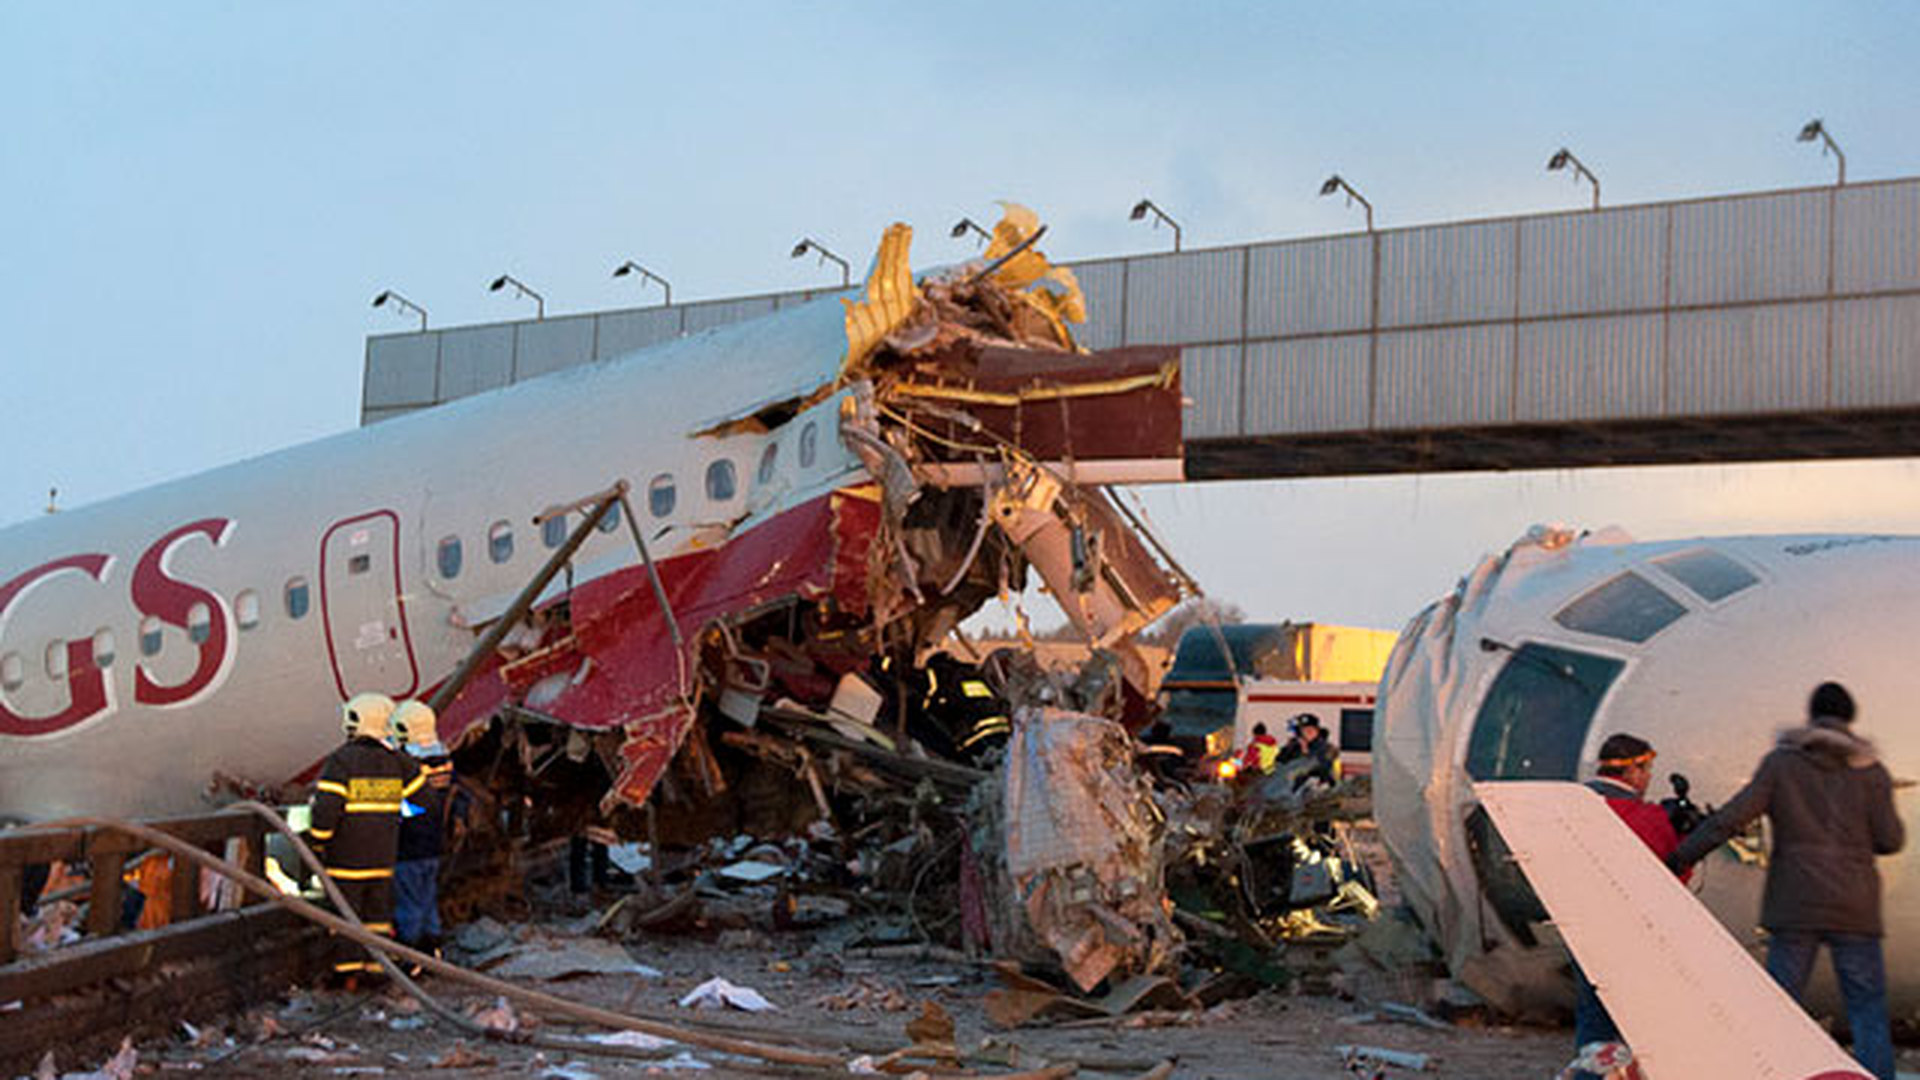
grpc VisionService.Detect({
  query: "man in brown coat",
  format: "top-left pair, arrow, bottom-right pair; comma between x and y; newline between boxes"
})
1669,681 -> 1904,1080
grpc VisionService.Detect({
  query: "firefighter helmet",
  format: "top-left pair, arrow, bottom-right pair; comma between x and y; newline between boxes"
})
392,700 -> 439,748
341,693 -> 397,741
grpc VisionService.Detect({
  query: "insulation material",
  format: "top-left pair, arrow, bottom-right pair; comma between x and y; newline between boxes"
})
1002,706 -> 1177,991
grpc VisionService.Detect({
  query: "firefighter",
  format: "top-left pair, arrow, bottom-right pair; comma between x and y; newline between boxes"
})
391,700 -> 452,952
308,692 -> 420,981
1239,722 -> 1281,776
1278,713 -> 1339,791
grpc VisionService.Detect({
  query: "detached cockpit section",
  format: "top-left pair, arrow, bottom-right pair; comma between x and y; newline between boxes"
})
1376,524 -> 1920,1017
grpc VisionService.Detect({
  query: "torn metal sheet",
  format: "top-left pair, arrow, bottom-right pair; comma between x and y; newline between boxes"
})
1002,707 -> 1178,992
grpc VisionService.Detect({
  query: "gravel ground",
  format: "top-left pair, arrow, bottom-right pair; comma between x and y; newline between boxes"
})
36,922 -> 1587,1080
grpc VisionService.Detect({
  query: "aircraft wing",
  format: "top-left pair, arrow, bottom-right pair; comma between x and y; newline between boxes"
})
1473,781 -> 1872,1080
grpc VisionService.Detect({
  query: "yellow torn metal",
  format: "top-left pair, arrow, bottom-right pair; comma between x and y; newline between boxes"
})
886,363 -> 1179,409
984,202 -> 1087,350
841,222 -> 923,375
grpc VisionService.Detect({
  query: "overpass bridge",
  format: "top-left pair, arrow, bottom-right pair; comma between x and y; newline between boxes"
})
363,177 -> 1920,479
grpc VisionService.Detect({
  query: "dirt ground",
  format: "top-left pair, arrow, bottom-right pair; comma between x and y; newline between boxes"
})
28,919 -> 1588,1080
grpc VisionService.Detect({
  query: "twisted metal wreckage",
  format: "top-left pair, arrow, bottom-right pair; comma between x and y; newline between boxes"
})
429,207 -> 1195,986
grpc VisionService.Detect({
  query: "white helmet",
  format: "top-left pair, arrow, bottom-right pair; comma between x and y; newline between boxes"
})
342,693 -> 397,741
392,700 -> 440,748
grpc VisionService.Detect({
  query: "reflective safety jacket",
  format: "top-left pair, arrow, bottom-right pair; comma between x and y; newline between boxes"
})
309,736 -> 424,880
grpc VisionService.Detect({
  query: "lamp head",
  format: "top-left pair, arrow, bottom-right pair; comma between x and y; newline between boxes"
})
1547,148 -> 1572,171
1129,199 -> 1151,221
371,291 -> 391,308
1798,119 -> 1825,143
950,219 -> 970,239
488,276 -> 508,292
612,263 -> 631,278
1319,175 -> 1343,197
790,240 -> 811,259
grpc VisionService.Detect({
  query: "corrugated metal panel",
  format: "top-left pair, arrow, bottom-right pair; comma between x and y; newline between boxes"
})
1834,295 -> 1920,407
1515,314 -> 1664,422
1246,235 -> 1372,337
594,306 -> 684,360
514,316 -> 596,380
1668,303 -> 1825,415
1835,180 -> 1920,294
362,334 -> 438,409
436,325 -> 516,403
1518,207 -> 1665,318
1670,189 -> 1828,307
1242,336 -> 1369,435
1123,248 -> 1245,346
682,296 -> 777,335
773,289 -> 817,310
1067,258 -> 1127,350
1375,324 -> 1511,428
1180,344 -> 1244,438
1378,219 -> 1516,328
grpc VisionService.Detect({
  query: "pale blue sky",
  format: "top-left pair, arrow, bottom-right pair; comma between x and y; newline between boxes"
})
4,3 -> 1919,628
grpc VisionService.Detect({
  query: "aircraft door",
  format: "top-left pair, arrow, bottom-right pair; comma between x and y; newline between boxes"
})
319,511 -> 420,701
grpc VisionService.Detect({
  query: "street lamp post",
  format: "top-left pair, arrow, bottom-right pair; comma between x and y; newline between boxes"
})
1797,119 -> 1847,186
370,289 -> 428,331
612,260 -> 673,306
950,217 -> 992,247
790,238 -> 850,287
1317,175 -> 1375,232
1129,198 -> 1182,251
1546,147 -> 1602,210
487,274 -> 545,319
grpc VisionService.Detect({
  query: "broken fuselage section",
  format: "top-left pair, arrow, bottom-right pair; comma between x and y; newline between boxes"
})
436,207 -> 1186,845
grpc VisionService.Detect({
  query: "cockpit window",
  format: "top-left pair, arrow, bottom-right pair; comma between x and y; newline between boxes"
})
1465,642 -> 1624,781
1551,571 -> 1686,644
1651,548 -> 1759,603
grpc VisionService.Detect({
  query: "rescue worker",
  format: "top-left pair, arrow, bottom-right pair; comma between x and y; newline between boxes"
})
308,692 -> 421,982
1239,722 -> 1281,776
1277,713 -> 1339,791
1668,682 -> 1904,1080
1570,733 -> 1689,1079
391,700 -> 452,953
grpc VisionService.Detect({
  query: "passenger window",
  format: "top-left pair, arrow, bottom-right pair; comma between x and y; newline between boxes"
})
348,553 -> 372,575
1652,548 -> 1759,603
1339,708 -> 1373,754
597,501 -> 622,533
46,641 -> 67,680
543,513 -> 568,549
706,459 -> 738,502
799,422 -> 818,469
757,442 -> 779,486
1552,571 -> 1686,644
92,629 -> 115,669
187,603 -> 212,645
236,590 -> 261,630
285,578 -> 310,620
489,521 -> 514,564
649,474 -> 677,518
0,652 -> 20,692
437,536 -> 463,579
1465,642 -> 1624,781
140,615 -> 163,656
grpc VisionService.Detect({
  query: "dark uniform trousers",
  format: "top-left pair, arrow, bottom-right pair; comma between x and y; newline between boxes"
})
309,737 -> 425,974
